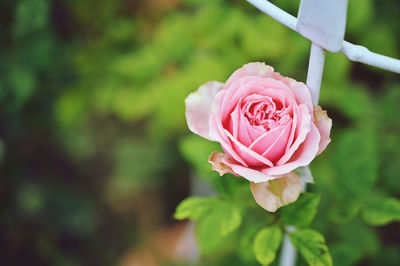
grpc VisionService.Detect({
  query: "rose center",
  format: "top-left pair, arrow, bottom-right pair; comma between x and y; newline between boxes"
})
243,100 -> 288,131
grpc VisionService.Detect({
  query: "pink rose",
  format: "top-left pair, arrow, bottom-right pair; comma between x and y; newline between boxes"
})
185,62 -> 332,212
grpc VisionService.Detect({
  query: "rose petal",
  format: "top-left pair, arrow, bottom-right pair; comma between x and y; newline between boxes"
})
225,130 -> 274,167
261,122 -> 292,162
277,104 -> 312,165
249,122 -> 291,163
262,124 -> 320,176
209,112 -> 249,167
313,105 -> 332,155
207,151 -> 275,182
282,104 -> 298,160
222,78 -> 296,119
220,76 -> 260,119
223,160 -> 274,183
209,90 -> 252,167
224,62 -> 276,89
229,102 -> 261,145
250,172 -> 302,212
281,77 -> 313,113
208,151 -> 237,176
185,81 -> 224,140
245,78 -> 297,101
249,126 -> 283,154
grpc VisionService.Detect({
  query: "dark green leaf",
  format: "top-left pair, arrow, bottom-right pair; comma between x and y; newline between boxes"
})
328,201 -> 360,223
237,222 -> 262,263
371,246 -> 400,266
253,226 -> 282,265
337,222 -> 380,254
280,193 -> 320,227
362,197 -> 400,226
217,202 -> 242,236
195,200 -> 242,253
289,229 -> 332,266
330,243 -> 363,266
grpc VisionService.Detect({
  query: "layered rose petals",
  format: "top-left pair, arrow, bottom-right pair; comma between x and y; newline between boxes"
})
185,62 -> 332,211
185,81 -> 224,140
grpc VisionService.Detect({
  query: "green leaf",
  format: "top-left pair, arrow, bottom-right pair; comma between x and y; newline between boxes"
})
253,226 -> 282,265
195,200 -> 242,253
289,229 -> 332,266
237,222 -> 262,263
280,193 -> 320,227
174,196 -> 217,220
371,245 -> 400,266
217,202 -> 242,236
328,200 -> 360,223
330,243 -> 363,266
337,222 -> 379,254
196,209 -> 231,254
175,197 -> 242,237
378,85 -> 400,126
379,110 -> 400,194
362,197 -> 400,226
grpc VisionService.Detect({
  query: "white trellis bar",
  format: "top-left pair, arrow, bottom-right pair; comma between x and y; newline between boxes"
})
247,0 -> 400,74
307,43 -> 325,105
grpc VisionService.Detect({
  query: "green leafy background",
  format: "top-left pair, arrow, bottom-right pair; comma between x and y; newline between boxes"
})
0,0 -> 399,265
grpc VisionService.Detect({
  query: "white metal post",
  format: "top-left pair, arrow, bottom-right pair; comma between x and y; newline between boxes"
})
246,0 -> 400,73
307,43 -> 326,105
280,226 -> 297,266
280,42 -> 326,266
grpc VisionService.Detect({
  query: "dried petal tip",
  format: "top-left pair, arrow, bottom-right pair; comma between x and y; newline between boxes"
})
313,105 -> 332,155
208,151 -> 236,176
250,172 -> 302,212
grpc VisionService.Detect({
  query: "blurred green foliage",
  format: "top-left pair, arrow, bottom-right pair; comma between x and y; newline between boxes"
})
0,0 -> 399,265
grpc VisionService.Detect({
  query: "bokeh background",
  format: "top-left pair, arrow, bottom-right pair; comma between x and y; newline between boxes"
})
0,0 -> 399,265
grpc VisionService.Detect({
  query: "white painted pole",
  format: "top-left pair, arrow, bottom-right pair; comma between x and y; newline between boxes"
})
341,41 -> 400,73
246,0 -> 400,74
280,43 -> 326,266
307,43 -> 326,105
246,0 -> 296,31
280,226 -> 297,266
